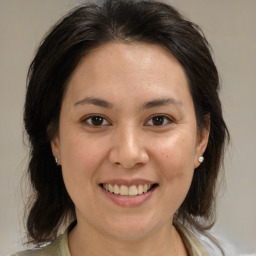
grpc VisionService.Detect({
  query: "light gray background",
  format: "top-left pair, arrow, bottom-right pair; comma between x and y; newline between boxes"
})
1,0 -> 255,255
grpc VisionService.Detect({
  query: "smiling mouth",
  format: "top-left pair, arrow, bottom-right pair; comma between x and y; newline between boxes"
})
100,183 -> 158,197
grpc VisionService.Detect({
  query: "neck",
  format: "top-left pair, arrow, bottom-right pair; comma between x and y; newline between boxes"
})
68,220 -> 187,256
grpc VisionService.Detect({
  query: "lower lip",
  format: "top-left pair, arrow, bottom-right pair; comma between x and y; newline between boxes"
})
100,186 -> 157,207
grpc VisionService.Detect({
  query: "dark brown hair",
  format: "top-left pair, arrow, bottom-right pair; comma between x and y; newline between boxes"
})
24,0 -> 229,253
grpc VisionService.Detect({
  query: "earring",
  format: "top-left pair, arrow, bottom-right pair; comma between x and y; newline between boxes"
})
55,157 -> 58,165
198,156 -> 204,163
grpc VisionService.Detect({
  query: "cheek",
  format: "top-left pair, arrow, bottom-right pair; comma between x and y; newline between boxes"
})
61,131 -> 106,170
59,132 -> 110,209
152,133 -> 196,206
154,132 -> 197,173
59,131 -> 109,196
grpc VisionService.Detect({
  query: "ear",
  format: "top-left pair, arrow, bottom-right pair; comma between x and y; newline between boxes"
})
51,136 -> 61,165
194,116 -> 210,168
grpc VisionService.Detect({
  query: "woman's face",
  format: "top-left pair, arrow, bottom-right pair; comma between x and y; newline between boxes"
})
52,42 -> 209,240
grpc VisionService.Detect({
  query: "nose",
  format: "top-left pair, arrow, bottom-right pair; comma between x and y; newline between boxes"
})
108,125 -> 149,169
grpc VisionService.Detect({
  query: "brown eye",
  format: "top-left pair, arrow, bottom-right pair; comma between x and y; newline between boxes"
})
145,115 -> 172,126
84,115 -> 110,127
152,116 -> 165,126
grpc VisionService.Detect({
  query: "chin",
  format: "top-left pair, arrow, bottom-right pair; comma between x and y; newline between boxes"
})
99,215 -> 164,241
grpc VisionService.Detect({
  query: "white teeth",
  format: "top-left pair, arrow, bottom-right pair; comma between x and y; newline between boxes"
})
114,184 -> 119,194
120,185 -> 129,196
109,184 -> 114,193
137,184 -> 144,195
129,185 -> 137,196
102,183 -> 154,196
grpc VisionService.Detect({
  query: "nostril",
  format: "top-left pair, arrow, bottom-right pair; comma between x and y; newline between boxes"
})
114,161 -> 137,169
108,144 -> 149,169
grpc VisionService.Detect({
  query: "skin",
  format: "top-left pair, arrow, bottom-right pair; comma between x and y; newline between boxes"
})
51,42 -> 209,256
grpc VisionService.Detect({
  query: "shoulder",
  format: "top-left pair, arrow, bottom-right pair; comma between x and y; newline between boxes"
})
11,231 -> 70,256
177,223 -> 211,256
177,223 -> 238,256
199,233 -> 239,256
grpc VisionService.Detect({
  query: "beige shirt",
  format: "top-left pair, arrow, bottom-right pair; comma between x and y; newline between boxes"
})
12,225 -> 210,256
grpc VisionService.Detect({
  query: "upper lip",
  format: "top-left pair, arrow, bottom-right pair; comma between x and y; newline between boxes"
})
100,179 -> 157,186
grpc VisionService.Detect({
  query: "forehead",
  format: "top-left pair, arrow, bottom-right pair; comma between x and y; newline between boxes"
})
64,42 -> 192,108
72,42 -> 185,79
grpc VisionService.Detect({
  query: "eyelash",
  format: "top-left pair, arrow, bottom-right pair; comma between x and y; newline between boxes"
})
82,114 -> 173,127
145,114 -> 173,126
82,115 -> 111,127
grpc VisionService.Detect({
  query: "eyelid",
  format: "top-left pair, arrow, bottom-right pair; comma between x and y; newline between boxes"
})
144,114 -> 174,126
81,114 -> 111,127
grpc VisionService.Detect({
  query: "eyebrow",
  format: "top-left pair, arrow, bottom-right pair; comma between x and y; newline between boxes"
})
74,97 -> 113,108
74,97 -> 182,109
142,98 -> 182,109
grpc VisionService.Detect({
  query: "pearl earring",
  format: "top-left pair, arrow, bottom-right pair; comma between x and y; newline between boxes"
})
55,157 -> 58,165
198,156 -> 204,163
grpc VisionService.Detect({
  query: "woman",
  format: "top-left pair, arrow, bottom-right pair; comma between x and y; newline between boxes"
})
13,0 -> 229,255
